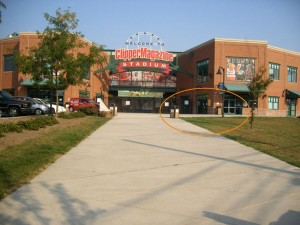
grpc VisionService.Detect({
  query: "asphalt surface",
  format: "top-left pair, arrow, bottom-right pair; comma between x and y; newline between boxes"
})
0,113 -> 300,225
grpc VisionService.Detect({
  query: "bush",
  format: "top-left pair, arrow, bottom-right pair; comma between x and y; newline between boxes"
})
0,122 -> 23,133
58,111 -> 86,119
0,116 -> 59,136
77,106 -> 99,115
17,116 -> 58,131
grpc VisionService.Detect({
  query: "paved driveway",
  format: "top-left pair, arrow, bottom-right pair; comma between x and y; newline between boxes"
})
0,113 -> 300,225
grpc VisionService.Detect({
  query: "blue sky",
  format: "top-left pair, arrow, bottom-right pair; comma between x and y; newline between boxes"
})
1,0 -> 299,52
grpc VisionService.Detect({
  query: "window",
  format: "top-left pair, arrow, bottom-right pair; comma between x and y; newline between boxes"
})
196,59 -> 209,83
268,97 -> 279,110
4,54 -> 16,71
82,63 -> 90,80
288,66 -> 297,82
269,63 -> 280,80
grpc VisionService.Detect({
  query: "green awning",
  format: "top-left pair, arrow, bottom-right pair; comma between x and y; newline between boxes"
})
287,90 -> 300,98
21,78 -> 49,86
225,84 -> 250,93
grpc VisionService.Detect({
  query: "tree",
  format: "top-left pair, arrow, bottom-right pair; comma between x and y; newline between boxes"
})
247,67 -> 273,129
0,1 -> 6,23
14,8 -> 106,115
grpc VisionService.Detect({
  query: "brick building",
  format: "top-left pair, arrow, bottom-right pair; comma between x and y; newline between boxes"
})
176,38 -> 300,117
0,32 -> 109,106
1,33 -> 299,116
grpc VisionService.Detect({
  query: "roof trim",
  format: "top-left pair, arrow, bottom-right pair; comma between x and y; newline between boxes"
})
185,38 -> 268,53
0,36 -> 20,41
268,45 -> 300,56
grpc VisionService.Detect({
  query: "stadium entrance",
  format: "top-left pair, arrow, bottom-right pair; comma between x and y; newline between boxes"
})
96,32 -> 188,113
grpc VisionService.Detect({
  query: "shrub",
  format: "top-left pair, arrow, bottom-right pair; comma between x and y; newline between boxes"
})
58,111 -> 86,119
0,122 -> 23,133
17,116 -> 58,131
0,116 -> 59,136
77,106 -> 99,115
17,120 -> 40,131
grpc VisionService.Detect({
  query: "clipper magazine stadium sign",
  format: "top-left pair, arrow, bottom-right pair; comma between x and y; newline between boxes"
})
115,32 -> 174,74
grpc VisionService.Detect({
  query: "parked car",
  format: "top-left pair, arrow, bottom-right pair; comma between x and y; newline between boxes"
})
50,103 -> 66,113
14,96 -> 49,115
34,98 -> 66,114
68,98 -> 99,112
0,90 -> 33,117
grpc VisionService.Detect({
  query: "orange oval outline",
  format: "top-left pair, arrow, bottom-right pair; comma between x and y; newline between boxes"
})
159,88 -> 251,136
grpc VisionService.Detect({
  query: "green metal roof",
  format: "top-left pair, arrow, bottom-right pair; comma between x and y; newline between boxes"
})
225,84 -> 250,93
21,78 -> 61,87
287,89 -> 300,98
21,78 -> 49,86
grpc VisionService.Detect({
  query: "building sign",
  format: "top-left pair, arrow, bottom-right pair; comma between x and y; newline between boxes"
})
227,57 -> 255,81
109,32 -> 176,89
124,32 -> 165,49
115,48 -> 173,62
118,90 -> 164,98
117,61 -> 170,74
114,32 -> 174,74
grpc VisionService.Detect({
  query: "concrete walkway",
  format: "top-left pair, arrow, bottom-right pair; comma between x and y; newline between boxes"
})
0,113 -> 300,225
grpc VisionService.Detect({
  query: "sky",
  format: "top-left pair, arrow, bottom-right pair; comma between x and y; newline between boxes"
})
0,0 -> 300,52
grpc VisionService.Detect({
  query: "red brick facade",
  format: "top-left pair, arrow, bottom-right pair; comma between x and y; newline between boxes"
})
177,38 -> 300,117
0,32 -> 109,105
1,34 -> 299,116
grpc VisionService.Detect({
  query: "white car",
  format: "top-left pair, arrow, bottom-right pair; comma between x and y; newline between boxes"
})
49,103 -> 66,113
34,98 -> 66,114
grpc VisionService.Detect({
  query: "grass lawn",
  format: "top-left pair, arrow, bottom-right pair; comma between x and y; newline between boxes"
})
182,117 -> 300,168
0,116 -> 110,200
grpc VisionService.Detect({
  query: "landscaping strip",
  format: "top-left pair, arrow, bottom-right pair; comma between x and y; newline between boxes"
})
182,117 -> 300,168
0,116 -> 110,199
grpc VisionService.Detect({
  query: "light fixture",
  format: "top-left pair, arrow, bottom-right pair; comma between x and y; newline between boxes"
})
216,66 -> 225,118
216,67 -> 224,75
282,89 -> 287,97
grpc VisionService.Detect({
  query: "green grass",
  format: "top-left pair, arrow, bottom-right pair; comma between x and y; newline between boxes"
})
182,117 -> 300,168
0,116 -> 110,200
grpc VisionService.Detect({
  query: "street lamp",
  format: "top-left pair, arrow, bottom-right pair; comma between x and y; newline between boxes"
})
216,66 -> 225,118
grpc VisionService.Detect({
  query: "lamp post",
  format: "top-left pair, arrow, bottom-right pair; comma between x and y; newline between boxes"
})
216,66 -> 225,118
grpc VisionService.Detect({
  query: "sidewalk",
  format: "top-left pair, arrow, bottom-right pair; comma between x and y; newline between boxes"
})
0,113 -> 299,225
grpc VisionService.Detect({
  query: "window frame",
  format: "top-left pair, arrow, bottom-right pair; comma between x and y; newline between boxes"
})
3,54 -> 16,72
287,66 -> 297,83
196,59 -> 209,83
268,96 -> 279,110
82,63 -> 91,80
269,62 -> 280,80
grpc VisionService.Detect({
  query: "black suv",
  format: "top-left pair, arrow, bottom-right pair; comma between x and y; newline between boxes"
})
0,90 -> 33,117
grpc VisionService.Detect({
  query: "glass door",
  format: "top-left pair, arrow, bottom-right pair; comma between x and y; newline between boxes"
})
224,99 -> 235,114
197,94 -> 208,114
287,99 -> 296,117
224,95 -> 244,115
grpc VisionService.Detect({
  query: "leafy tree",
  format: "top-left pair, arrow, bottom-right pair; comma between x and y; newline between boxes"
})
14,8 -> 106,115
247,67 -> 273,129
0,1 -> 6,23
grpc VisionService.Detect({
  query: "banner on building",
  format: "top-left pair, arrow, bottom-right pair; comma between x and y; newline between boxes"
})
118,90 -> 163,98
